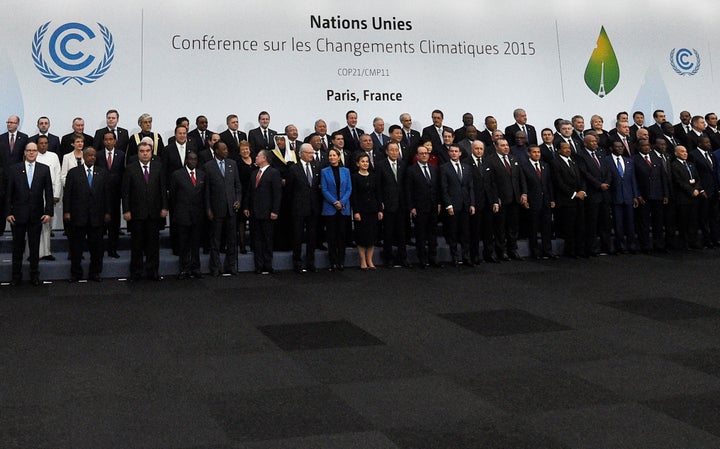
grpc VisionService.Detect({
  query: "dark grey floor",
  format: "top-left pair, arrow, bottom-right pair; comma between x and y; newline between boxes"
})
3,249 -> 720,448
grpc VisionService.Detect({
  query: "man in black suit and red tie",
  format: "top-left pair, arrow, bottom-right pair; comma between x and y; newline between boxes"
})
521,145 -> 556,259
504,108 -> 538,147
1,115 -> 30,235
122,141 -> 168,281
170,152 -> 206,279
92,109 -> 129,154
163,124 -> 198,255
634,139 -> 669,252
5,142 -> 53,285
95,131 -> 125,258
63,147 -> 110,283
245,150 -> 282,274
486,138 -> 528,260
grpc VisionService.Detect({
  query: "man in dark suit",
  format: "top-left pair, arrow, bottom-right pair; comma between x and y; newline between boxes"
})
370,117 -> 389,152
467,141 -> 499,263
244,150 -> 282,274
570,115 -> 586,149
634,139 -> 669,252
671,145 -> 702,249
288,144 -> 322,272
92,109 -> 129,154
686,115 -> 708,152
456,125 -> 478,160
330,132 -> 353,169
610,120 -> 635,157
653,137 -> 677,249
522,145 -> 556,259
0,115 -> 30,167
486,138 -> 528,260
95,131 -> 125,258
337,110 -> 365,154
163,124 -> 198,255
377,142 -> 409,267
303,119 -> 331,152
504,108 -> 538,147
170,152 -> 205,279
126,113 -> 165,163
705,113 -> 720,150
187,115 -> 211,153
673,111 -> 693,147
356,133 -> 385,172
122,141 -> 168,281
605,140 -> 640,253
29,116 -> 61,160
205,141 -> 242,276
59,117 -> 93,156
421,109 -> 453,157
308,133 -> 329,168
478,116 -> 498,149
551,141 -> 587,258
629,111 -> 646,144
247,111 -> 277,155
406,145 -> 441,268
660,121 -> 681,152
399,113 -> 422,151
688,136 -> 719,247
576,134 -> 612,256
62,147 -> 110,282
554,120 -> 580,156
383,125 -> 413,163
648,110 -> 667,144
454,112 -> 474,143
5,142 -> 53,285
539,128 -> 557,164
284,124 -> 303,157
219,114 -> 247,161
440,145 -> 475,266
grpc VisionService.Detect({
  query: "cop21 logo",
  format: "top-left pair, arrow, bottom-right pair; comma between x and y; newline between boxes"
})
670,48 -> 701,76
32,22 -> 114,85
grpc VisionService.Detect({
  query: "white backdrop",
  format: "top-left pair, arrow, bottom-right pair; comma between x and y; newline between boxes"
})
0,0 -> 718,138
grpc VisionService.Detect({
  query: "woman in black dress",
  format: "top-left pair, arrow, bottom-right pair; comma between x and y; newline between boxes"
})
351,153 -> 382,270
236,140 -> 255,253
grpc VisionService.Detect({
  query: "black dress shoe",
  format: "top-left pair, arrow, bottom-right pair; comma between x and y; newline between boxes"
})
337,265 -> 344,271
499,253 -> 511,261
400,260 -> 412,268
306,265 -> 318,273
178,272 -> 190,280
429,261 -> 444,268
461,259 -> 474,267
41,255 -> 56,261
10,279 -> 21,286
31,277 -> 42,286
89,275 -> 103,283
472,257 -> 482,265
191,271 -> 203,279
484,255 -> 500,263
210,270 -> 221,277
509,251 -> 524,261
68,276 -> 80,283
150,275 -> 163,281
107,251 -> 120,259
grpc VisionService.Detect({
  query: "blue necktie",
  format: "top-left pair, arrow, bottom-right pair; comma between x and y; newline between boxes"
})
616,157 -> 624,177
27,163 -> 33,188
87,168 -> 93,187
220,160 -> 225,177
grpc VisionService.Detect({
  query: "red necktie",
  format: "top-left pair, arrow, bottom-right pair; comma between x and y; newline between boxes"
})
107,151 -> 113,170
255,169 -> 262,187
9,134 -> 15,153
644,155 -> 652,167
190,170 -> 196,186
503,156 -> 511,173
535,162 -> 542,179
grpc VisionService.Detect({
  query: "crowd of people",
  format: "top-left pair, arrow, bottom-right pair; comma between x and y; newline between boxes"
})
1,107 -> 718,285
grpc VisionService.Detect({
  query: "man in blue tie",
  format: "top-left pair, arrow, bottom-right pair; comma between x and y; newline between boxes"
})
605,140 -> 639,253
5,142 -> 53,285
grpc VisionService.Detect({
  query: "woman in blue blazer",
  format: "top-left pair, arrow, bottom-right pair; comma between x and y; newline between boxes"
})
321,148 -> 352,270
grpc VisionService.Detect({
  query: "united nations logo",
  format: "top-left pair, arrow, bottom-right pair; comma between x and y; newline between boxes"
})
670,48 -> 701,76
32,22 -> 114,85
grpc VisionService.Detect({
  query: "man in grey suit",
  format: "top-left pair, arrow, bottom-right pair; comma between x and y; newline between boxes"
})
205,141 -> 242,276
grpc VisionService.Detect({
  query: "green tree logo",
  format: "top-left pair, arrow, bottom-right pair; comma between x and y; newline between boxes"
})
584,26 -> 620,98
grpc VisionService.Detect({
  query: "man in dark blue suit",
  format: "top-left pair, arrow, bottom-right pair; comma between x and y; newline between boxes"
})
63,148 -> 110,282
369,117 -> 389,152
247,111 -> 277,155
377,142 -> 409,267
1,115 -> 30,167
92,109 -> 129,155
170,152 -> 206,279
440,145 -> 475,266
688,136 -> 720,248
634,139 -> 669,252
337,110 -> 365,154
5,142 -> 53,285
521,145 -> 556,259
245,150 -> 282,274
205,141 -> 242,276
605,140 -> 640,253
95,131 -> 125,258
